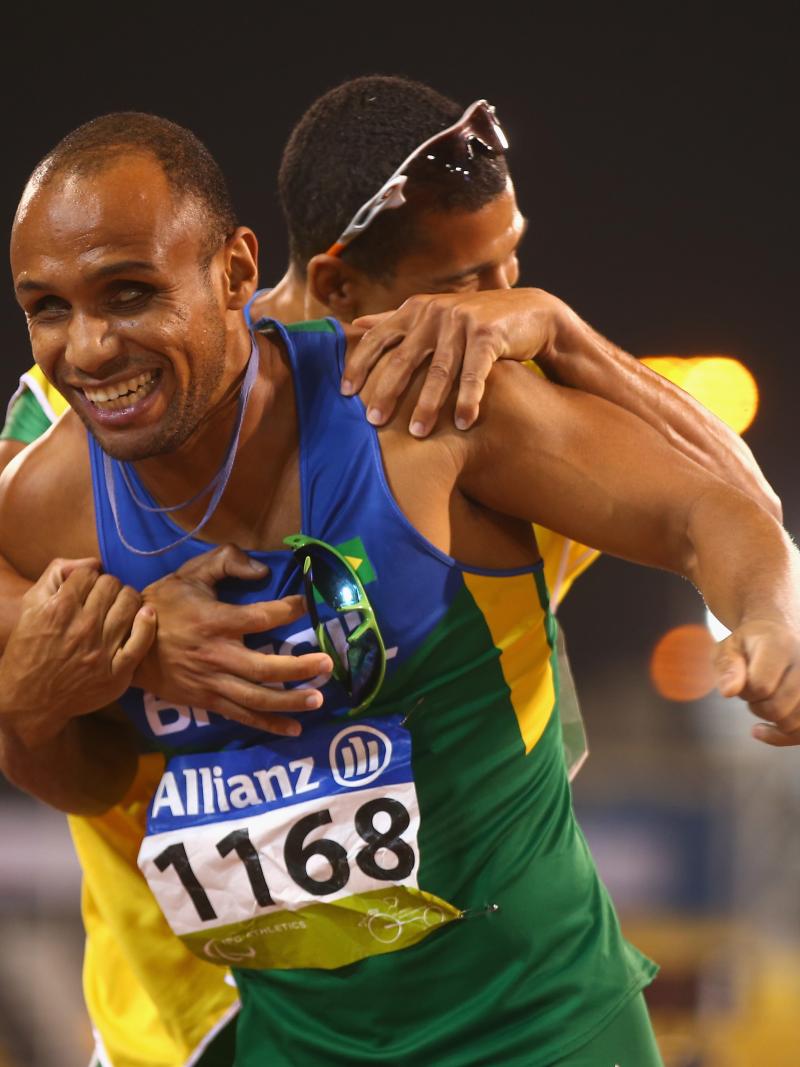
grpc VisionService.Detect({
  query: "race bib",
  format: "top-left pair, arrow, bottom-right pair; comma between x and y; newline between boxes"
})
138,714 -> 460,970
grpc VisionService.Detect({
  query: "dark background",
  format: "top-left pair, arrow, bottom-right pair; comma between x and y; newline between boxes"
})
0,14 -> 798,1063
0,11 -> 797,694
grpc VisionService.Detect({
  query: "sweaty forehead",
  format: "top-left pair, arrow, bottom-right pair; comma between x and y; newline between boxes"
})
397,183 -> 523,283
11,155 -> 204,274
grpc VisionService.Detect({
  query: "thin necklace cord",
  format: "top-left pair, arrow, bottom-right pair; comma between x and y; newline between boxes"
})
101,338 -> 260,557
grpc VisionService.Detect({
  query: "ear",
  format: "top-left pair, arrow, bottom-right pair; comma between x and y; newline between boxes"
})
306,254 -> 367,322
223,227 -> 259,310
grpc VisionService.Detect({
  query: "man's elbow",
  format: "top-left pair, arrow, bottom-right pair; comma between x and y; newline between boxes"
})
0,720 -> 136,816
762,485 -> 783,525
0,756 -> 127,817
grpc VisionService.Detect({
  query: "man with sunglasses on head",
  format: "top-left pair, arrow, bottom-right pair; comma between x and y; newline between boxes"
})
1,96 -> 798,1067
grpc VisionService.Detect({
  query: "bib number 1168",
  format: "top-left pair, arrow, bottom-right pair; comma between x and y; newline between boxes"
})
153,798 -> 415,922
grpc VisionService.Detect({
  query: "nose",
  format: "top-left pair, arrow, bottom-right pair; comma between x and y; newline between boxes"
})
64,311 -> 122,376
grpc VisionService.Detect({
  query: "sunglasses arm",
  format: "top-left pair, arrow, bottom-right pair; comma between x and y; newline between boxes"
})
329,175 -> 409,255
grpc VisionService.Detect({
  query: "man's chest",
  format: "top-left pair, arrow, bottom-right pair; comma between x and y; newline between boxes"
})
181,448 -> 304,555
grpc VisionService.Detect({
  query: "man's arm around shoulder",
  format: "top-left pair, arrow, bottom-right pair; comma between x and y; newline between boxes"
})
459,363 -> 800,746
0,557 -> 157,814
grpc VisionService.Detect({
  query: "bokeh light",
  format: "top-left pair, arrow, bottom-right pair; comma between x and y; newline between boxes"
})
642,355 -> 759,433
650,623 -> 718,702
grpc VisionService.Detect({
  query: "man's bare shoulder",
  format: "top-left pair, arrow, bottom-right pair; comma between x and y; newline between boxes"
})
0,410 -> 97,578
352,346 -> 553,480
465,358 -> 628,464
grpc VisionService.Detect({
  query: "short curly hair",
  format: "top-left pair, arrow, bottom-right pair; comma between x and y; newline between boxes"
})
26,111 -> 238,261
279,75 -> 509,280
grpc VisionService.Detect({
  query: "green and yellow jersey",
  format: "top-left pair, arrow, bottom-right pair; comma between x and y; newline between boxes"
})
5,343 -> 746,1063
91,321 -> 655,1063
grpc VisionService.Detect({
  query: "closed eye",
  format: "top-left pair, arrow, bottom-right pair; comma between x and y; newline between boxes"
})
107,282 -> 155,311
30,295 -> 70,320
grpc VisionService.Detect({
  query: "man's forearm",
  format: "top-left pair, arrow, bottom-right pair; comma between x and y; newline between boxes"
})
682,484 -> 800,630
538,310 -> 782,521
0,711 -> 139,815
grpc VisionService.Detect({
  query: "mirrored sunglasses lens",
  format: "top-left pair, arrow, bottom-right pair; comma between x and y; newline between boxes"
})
290,540 -> 385,708
467,104 -> 508,153
347,628 -> 384,704
406,113 -> 507,182
306,550 -> 362,611
314,618 -> 348,681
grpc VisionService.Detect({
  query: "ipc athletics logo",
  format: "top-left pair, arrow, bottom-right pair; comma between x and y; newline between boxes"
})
203,939 -> 257,964
329,725 -> 393,788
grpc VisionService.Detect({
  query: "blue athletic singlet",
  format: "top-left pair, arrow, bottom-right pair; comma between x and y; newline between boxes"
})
87,319 -> 655,1066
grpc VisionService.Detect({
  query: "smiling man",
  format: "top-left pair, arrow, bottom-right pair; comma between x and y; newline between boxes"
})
2,110 -> 800,1067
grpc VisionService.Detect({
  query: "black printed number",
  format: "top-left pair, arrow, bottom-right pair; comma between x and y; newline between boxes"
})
154,800 -> 415,922
355,798 -> 415,881
284,810 -> 351,896
154,842 -> 217,922
217,828 -> 275,907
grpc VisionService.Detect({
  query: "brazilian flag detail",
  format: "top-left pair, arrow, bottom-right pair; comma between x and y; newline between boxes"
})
334,535 -> 377,585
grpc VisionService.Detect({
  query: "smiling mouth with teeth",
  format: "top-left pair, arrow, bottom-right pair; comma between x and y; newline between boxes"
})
82,371 -> 161,410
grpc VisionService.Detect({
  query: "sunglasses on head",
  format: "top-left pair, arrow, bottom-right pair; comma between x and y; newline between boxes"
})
284,534 -> 386,715
326,99 -> 509,258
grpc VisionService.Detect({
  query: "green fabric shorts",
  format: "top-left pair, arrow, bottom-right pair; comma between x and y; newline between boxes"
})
551,991 -> 664,1066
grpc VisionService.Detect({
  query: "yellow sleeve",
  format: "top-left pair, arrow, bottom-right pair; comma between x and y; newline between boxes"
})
69,755 -> 238,1067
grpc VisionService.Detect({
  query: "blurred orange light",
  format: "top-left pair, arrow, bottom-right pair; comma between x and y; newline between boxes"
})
649,623 -> 718,702
642,355 -> 759,433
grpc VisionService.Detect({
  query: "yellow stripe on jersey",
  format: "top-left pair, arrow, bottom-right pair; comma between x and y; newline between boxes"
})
20,365 -> 70,422
463,571 -> 556,754
535,526 -> 600,612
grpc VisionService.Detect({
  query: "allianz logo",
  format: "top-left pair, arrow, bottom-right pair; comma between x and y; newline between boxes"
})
150,721 -> 394,819
151,724 -> 395,820
329,725 -> 393,789
143,612 -> 397,738
151,757 -> 319,820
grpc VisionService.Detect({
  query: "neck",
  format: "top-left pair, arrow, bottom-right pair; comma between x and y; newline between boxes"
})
252,264 -> 306,323
131,330 -> 292,539
251,262 -> 333,325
